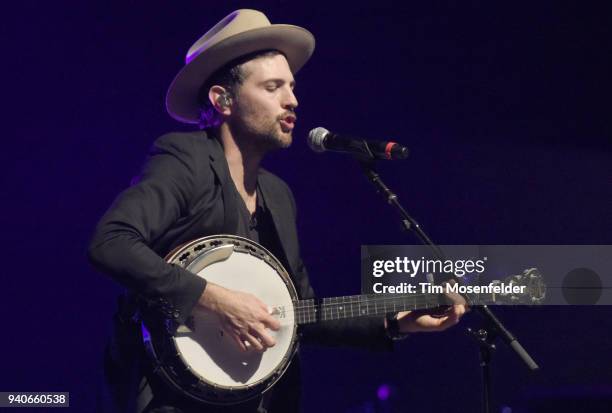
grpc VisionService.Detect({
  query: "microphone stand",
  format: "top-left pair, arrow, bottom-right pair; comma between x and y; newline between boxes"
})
358,159 -> 539,413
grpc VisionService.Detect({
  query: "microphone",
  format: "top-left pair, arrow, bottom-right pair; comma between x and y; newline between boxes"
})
308,127 -> 409,160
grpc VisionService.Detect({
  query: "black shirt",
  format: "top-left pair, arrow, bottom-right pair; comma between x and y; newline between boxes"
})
231,179 -> 288,272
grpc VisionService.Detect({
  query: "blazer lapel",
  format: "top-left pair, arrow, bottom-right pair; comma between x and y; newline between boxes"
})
258,172 -> 295,273
206,135 -> 238,235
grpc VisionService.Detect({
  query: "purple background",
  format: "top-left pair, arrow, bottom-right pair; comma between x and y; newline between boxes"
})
3,1 -> 612,412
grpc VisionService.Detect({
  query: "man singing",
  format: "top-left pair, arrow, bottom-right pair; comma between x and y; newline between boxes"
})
88,9 -> 465,413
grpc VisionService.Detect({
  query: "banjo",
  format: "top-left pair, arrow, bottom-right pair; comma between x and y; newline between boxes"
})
141,235 -> 545,406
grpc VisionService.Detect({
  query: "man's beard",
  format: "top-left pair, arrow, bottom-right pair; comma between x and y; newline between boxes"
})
253,123 -> 292,150
231,106 -> 292,151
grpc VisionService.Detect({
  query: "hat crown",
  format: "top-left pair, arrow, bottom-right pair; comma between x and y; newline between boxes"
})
186,9 -> 271,64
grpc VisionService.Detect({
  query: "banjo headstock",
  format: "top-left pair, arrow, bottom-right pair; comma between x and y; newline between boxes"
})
490,267 -> 547,305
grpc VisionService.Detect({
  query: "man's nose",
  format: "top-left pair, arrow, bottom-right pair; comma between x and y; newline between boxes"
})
283,88 -> 298,110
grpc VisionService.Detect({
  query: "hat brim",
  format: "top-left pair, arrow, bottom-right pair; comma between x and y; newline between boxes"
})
166,24 -> 315,124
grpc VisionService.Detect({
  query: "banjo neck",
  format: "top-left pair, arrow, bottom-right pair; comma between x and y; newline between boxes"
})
294,293 -> 443,325
292,271 -> 545,325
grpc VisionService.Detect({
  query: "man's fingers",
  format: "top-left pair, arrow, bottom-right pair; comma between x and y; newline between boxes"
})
453,305 -> 466,317
242,332 -> 264,351
399,305 -> 466,333
253,299 -> 280,331
231,333 -> 248,352
416,311 -> 460,332
436,311 -> 461,331
261,313 -> 281,331
252,324 -> 276,348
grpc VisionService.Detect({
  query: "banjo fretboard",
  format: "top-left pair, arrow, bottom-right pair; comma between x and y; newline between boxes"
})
294,293 -> 442,324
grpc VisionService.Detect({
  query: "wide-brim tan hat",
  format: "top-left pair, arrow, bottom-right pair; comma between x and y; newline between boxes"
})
166,9 -> 315,124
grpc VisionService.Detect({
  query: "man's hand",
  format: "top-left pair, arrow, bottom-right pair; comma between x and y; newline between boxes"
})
396,305 -> 467,333
198,282 -> 280,352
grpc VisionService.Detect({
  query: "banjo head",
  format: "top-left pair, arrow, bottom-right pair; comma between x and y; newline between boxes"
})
142,235 -> 300,406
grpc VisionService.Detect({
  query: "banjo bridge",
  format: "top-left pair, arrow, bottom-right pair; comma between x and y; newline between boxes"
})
270,305 -> 286,319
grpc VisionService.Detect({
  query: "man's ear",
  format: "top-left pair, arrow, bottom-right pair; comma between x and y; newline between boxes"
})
209,85 -> 232,115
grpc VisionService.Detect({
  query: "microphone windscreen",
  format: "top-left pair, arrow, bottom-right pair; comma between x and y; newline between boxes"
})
308,127 -> 329,152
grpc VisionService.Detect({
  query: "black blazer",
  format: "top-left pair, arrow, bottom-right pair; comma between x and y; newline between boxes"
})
88,131 -> 391,349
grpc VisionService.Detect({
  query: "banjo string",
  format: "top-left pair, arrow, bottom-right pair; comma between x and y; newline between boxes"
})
188,293 -> 439,326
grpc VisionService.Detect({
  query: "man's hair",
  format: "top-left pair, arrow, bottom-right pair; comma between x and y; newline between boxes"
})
197,49 -> 284,129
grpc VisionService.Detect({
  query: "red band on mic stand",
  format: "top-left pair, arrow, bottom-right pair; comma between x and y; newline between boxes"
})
384,142 -> 396,159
